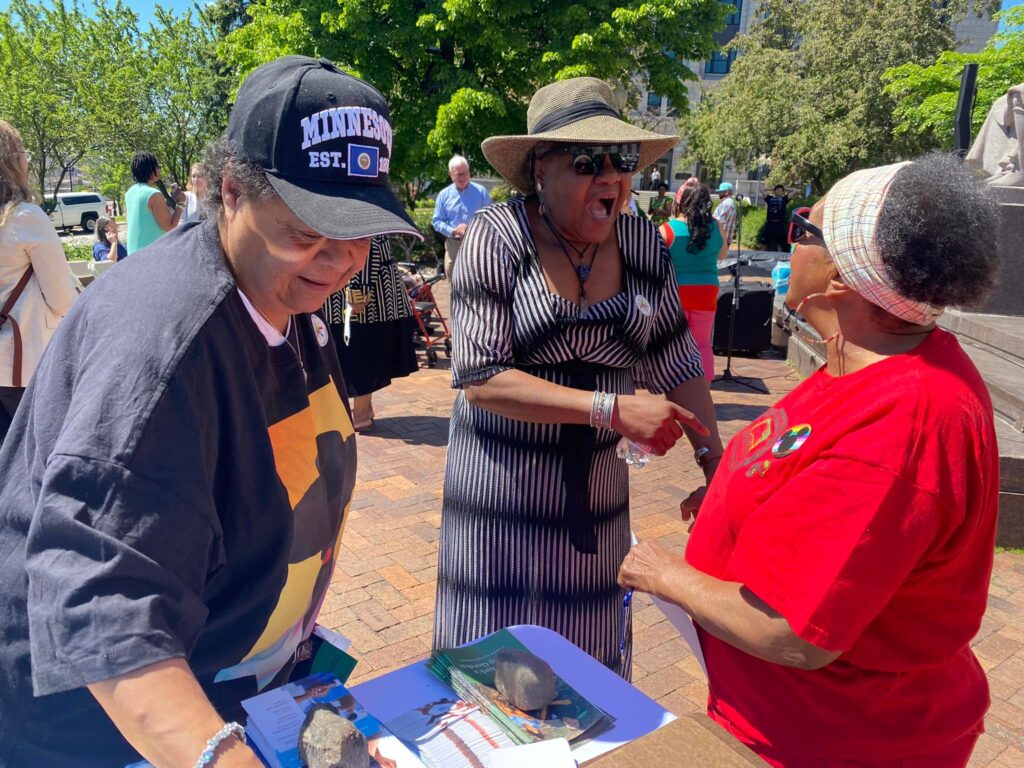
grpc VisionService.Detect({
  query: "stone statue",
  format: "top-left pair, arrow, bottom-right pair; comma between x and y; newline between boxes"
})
966,84 -> 1024,187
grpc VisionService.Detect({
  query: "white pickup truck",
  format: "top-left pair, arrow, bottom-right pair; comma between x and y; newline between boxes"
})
46,192 -> 107,233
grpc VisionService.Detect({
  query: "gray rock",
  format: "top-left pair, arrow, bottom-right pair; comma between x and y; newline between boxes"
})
494,647 -> 557,711
298,704 -> 369,768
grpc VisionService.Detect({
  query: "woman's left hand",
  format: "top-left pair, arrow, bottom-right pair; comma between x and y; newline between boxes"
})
618,540 -> 686,597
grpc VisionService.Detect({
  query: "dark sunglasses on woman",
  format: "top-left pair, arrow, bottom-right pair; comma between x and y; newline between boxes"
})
788,206 -> 826,245
544,143 -> 641,176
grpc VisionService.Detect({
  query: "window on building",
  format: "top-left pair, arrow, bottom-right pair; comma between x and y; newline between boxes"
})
646,91 -> 663,111
704,49 -> 737,75
725,0 -> 743,27
665,97 -> 679,117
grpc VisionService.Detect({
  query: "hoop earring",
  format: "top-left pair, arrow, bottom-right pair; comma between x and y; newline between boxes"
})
794,291 -> 828,316
791,292 -> 840,345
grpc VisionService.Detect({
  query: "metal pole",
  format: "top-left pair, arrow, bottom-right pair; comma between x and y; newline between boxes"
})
954,63 -> 979,159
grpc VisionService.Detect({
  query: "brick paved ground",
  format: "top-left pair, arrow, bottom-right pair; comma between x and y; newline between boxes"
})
322,280 -> 1024,766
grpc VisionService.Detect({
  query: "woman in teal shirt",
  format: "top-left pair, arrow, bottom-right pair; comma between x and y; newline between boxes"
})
125,151 -> 185,255
659,178 -> 728,380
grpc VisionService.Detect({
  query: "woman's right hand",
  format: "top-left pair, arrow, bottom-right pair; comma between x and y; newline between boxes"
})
612,394 -> 708,455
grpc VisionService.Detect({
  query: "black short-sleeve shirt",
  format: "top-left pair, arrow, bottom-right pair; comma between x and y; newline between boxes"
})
0,221 -> 357,766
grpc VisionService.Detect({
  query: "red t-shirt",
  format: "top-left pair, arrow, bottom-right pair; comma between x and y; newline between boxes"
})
686,329 -> 999,764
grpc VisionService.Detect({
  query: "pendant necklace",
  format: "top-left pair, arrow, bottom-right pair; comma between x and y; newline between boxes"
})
285,317 -> 307,383
541,210 -> 599,314
251,300 -> 307,382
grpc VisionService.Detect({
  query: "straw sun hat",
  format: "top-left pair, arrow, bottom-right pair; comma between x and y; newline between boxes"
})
481,77 -> 679,194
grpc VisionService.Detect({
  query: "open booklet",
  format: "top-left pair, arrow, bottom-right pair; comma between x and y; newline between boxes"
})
386,697 -> 517,768
242,671 -> 403,768
426,628 -> 615,747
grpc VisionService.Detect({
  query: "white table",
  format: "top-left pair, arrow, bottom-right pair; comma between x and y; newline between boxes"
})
351,624 -> 676,766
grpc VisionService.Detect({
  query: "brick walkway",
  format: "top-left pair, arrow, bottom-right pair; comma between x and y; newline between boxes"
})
322,280 -> 1024,766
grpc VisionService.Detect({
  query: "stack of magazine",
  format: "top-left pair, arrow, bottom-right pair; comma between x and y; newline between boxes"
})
425,629 -> 614,747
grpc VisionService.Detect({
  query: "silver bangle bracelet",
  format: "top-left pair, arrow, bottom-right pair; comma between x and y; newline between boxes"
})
601,392 -> 616,430
590,391 -> 616,430
590,390 -> 603,428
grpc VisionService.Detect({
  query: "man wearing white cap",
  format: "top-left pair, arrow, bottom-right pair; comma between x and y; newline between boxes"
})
713,181 -> 737,244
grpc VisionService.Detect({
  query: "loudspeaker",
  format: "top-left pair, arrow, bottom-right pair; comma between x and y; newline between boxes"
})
713,284 -> 773,355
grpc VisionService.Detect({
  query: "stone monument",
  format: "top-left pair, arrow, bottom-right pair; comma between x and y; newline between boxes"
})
966,84 -> 1024,189
965,84 -> 1024,317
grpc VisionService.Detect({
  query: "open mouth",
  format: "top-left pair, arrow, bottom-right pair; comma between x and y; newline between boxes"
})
588,194 -> 618,221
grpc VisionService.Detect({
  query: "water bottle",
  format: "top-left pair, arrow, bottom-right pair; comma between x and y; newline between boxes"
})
771,260 -> 791,295
616,437 -> 652,469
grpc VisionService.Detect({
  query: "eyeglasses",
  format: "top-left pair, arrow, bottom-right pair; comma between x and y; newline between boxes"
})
788,207 -> 825,245
545,143 -> 641,176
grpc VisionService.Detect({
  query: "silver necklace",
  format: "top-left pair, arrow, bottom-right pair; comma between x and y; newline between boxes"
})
251,301 -> 307,382
284,317 -> 307,383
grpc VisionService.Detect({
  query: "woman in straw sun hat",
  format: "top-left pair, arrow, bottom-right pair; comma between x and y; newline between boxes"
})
619,153 -> 1001,766
433,76 -> 724,675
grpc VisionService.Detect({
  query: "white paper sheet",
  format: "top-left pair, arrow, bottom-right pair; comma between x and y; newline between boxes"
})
314,622 -> 353,652
630,531 -> 707,678
487,737 -> 576,768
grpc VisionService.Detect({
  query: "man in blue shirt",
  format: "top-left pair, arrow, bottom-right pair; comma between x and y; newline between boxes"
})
432,155 -> 492,279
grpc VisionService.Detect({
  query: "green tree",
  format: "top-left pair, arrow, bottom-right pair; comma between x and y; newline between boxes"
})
0,0 -> 106,205
684,0 -> 999,193
0,0 -> 230,206
884,6 -> 1024,151
135,7 -> 232,187
219,0 -> 732,205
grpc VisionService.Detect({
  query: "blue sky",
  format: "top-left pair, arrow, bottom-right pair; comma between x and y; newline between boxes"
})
2,0 -> 1021,31
0,0 -> 205,29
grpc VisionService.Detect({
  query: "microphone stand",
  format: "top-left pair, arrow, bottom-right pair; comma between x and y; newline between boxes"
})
712,194 -> 768,393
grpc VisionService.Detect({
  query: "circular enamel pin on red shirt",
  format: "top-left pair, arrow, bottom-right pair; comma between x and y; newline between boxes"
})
771,424 -> 812,459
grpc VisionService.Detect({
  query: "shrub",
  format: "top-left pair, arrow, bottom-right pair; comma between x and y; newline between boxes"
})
63,242 -> 93,262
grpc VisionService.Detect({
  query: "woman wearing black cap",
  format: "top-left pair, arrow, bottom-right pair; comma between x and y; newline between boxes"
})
433,77 -> 724,677
0,56 -> 417,768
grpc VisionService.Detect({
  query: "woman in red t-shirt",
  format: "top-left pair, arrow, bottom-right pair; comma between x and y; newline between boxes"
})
619,153 -> 1002,767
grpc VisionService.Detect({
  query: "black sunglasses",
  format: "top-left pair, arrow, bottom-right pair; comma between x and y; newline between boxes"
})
544,143 -> 641,176
788,207 -> 825,245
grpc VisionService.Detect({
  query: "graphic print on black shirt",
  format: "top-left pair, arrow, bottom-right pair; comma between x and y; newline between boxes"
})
215,369 -> 355,690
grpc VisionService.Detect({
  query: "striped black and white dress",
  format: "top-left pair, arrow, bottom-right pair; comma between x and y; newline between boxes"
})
433,199 -> 703,678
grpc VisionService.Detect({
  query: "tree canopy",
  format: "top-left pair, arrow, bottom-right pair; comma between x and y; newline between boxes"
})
0,0 -> 230,204
884,6 -> 1024,152
683,0 -> 999,193
218,0 -> 732,204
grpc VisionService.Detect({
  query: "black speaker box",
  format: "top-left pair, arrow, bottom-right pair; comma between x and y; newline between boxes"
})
712,284 -> 773,355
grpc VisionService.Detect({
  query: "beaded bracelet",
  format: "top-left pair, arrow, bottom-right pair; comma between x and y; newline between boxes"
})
194,722 -> 245,768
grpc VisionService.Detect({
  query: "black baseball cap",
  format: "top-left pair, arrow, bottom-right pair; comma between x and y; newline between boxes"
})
228,55 -> 421,241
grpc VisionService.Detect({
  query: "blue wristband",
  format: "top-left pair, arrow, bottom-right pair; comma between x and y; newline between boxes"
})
194,722 -> 245,768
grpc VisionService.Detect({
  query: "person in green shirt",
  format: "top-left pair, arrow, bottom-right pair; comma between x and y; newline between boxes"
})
125,151 -> 186,255
647,181 -> 671,226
